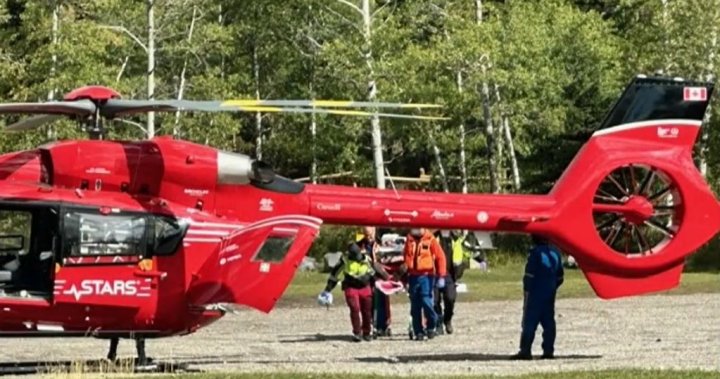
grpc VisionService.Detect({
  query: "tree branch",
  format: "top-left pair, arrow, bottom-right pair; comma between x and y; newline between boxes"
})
306,34 -> 323,50
336,0 -> 362,15
116,56 -> 130,83
114,118 -> 148,135
99,25 -> 148,52
374,0 -> 398,27
324,5 -> 362,32
371,0 -> 390,18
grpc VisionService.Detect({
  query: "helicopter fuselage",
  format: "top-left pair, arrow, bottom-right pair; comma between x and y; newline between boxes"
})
0,111 -> 719,340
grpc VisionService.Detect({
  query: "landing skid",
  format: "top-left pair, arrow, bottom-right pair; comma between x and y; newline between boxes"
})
0,358 -> 200,375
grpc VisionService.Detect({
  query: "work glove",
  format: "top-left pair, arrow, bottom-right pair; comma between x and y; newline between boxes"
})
317,291 -> 333,306
436,277 -> 446,289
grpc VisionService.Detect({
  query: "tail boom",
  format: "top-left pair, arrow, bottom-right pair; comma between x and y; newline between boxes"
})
306,185 -> 556,233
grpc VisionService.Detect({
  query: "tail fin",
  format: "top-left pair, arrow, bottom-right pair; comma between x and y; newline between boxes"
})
598,75 -> 713,131
549,75 -> 719,299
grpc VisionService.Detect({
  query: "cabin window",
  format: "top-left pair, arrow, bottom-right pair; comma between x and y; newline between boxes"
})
252,233 -> 296,263
63,210 -> 148,256
0,210 -> 31,254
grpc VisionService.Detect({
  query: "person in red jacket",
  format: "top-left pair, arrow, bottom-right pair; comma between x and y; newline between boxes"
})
403,227 -> 447,340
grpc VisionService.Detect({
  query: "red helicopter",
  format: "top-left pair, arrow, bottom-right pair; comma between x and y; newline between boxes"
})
0,75 -> 715,366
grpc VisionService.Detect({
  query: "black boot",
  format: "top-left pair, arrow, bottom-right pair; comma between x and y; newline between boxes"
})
510,351 -> 532,360
107,337 -> 119,361
135,337 -> 148,366
444,321 -> 454,334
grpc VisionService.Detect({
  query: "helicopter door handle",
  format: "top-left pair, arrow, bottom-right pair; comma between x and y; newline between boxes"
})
133,270 -> 167,279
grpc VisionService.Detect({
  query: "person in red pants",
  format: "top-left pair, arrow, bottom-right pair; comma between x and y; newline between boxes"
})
320,243 -> 388,342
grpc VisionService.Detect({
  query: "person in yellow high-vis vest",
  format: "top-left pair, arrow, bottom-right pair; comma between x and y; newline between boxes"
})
433,230 -> 467,334
320,243 -> 388,342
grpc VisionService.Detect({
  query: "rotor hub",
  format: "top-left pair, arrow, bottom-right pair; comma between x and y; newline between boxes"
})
622,196 -> 655,225
592,164 -> 680,257
64,86 -> 121,102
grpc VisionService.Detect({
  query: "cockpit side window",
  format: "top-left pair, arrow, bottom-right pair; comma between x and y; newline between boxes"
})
63,210 -> 148,257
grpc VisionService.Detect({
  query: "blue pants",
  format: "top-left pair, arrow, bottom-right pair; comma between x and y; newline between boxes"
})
373,288 -> 390,331
408,275 -> 437,336
520,292 -> 556,355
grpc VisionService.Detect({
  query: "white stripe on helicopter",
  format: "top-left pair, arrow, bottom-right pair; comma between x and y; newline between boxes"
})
592,119 -> 701,137
182,215 -> 321,244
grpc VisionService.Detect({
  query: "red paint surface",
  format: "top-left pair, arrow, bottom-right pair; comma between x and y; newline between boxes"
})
0,119 -> 716,339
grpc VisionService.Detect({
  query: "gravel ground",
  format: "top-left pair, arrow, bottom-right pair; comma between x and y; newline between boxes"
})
0,293 -> 718,376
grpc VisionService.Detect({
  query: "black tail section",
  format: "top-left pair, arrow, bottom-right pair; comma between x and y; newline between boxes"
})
598,75 -> 714,130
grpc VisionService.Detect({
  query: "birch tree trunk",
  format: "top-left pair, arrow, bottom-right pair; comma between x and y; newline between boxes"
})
48,3 -> 58,102
476,0 -> 498,192
146,0 -> 156,139
361,0 -> 385,189
253,43 -> 263,160
173,6 -> 198,138
481,66 -> 499,193
308,4 -> 318,184
699,23 -> 717,177
457,71 -> 468,194
494,84 -> 520,190
495,104 -> 504,183
476,0 -> 483,23
429,128 -> 449,192
310,81 -> 318,184
503,116 -> 520,190
47,1 -> 59,140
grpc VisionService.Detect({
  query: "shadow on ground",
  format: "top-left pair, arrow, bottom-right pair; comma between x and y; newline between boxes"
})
279,333 -> 360,343
0,351 -> 604,376
358,353 -> 603,363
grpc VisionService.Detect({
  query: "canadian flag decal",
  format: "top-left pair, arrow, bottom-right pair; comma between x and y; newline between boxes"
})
683,86 -> 707,101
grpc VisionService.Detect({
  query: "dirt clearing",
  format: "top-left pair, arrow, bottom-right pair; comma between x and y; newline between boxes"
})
0,293 -> 718,376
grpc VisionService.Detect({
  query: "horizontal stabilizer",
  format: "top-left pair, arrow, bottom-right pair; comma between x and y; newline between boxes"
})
581,262 -> 684,299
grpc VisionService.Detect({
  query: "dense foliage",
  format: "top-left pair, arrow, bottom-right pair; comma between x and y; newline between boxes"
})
0,0 -> 718,268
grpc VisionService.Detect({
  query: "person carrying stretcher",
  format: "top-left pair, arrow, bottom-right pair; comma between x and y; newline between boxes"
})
318,242 -> 389,342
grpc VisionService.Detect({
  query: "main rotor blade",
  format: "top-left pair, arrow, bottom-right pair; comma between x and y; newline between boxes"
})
0,100 -> 96,116
101,99 -> 449,120
5,114 -> 63,132
100,99 -> 223,117
221,99 -> 442,109
235,105 -> 450,120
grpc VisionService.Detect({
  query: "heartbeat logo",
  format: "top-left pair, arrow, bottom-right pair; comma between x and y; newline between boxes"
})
54,279 -> 152,301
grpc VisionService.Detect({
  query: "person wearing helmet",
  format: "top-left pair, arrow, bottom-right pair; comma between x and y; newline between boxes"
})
511,234 -> 564,360
356,226 -> 391,337
403,227 -> 447,340
319,242 -> 388,342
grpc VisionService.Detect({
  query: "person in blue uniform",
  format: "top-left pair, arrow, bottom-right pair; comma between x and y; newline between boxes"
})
511,234 -> 564,360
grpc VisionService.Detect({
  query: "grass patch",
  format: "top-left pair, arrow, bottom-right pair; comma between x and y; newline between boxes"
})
130,369 -> 720,379
279,262 -> 720,307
